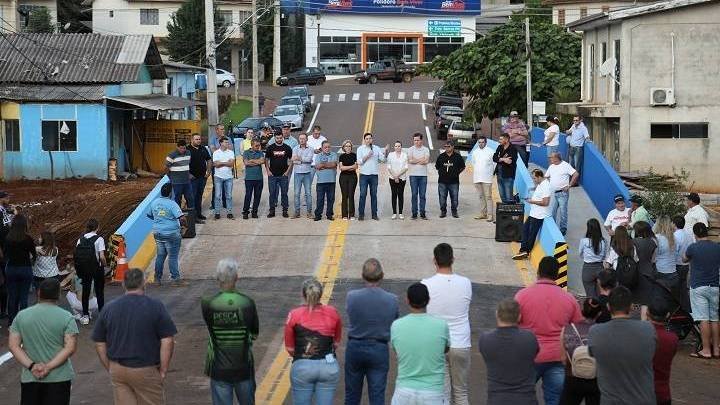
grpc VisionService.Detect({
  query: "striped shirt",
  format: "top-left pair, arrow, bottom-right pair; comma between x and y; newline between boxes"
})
166,150 -> 191,184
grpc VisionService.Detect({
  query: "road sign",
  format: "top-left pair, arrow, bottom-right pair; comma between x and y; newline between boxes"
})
532,101 -> 546,115
427,19 -> 461,36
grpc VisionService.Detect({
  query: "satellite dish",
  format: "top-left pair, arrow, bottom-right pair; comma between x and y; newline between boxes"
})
599,57 -> 616,78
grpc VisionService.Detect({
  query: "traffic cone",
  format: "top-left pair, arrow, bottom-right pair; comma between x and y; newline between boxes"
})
113,239 -> 129,283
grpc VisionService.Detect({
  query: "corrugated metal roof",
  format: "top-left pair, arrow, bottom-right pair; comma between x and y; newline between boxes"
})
0,33 -> 162,84
105,94 -> 203,110
0,84 -> 105,101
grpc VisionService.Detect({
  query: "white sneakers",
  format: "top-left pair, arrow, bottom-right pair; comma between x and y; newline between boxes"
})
391,214 -> 405,220
79,315 -> 90,325
399,214 -> 405,220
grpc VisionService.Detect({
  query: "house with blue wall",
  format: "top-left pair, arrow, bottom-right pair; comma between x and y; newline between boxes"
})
0,33 -> 197,180
163,62 -> 203,120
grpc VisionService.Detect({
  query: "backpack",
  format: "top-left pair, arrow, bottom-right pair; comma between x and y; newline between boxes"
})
74,235 -> 100,277
567,323 -> 597,379
616,254 -> 639,290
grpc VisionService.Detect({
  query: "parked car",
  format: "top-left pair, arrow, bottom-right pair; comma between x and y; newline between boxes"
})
272,104 -> 304,130
232,117 -> 283,139
432,86 -> 463,110
355,60 -> 416,84
284,85 -> 312,112
446,120 -> 479,148
435,106 -> 464,139
280,95 -> 306,113
276,67 -> 326,86
194,69 -> 237,88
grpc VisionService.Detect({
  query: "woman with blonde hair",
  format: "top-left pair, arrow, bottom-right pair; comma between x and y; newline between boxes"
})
653,216 -> 681,303
285,278 -> 342,405
33,230 -> 60,289
338,139 -> 358,220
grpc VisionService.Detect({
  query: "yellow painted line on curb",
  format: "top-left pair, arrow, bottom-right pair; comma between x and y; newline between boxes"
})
256,101 -> 375,404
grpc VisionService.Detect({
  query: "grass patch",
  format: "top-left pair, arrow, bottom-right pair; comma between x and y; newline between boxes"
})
222,100 -> 252,127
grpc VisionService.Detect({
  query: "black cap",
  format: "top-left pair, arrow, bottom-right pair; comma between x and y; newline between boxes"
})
613,194 -> 625,203
629,195 -> 643,204
687,192 -> 700,204
281,122 -> 291,128
0,191 -> 8,198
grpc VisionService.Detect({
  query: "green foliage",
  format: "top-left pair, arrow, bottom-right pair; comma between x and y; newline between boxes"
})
57,0 -> 91,33
166,0 -> 228,66
418,19 -> 581,118
241,8 -> 274,74
27,7 -> 54,33
636,168 -> 690,220
510,0 -> 552,24
221,100 -> 252,127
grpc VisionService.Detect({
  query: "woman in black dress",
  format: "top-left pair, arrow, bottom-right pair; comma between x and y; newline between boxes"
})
338,140 -> 358,220
632,221 -> 658,320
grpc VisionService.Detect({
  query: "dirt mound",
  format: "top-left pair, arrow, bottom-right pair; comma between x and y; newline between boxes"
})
2,179 -> 156,266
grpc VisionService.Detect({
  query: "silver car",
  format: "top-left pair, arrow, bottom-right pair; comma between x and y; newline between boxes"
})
285,86 -> 312,112
272,104 -> 304,130
447,120 -> 479,148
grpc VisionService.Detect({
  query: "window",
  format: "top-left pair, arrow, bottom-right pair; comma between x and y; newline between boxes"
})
651,123 -> 709,139
4,120 -> 20,151
109,10 -> 114,18
424,37 -> 464,61
41,121 -> 77,151
588,44 -> 595,100
580,8 -> 587,18
140,9 -> 159,25
219,10 -> 233,26
558,9 -> 565,25
613,39 -> 621,102
239,10 -> 252,24
601,42 -> 607,63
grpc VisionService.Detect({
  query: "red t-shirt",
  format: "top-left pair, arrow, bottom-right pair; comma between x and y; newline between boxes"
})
515,279 -> 583,363
284,304 -> 342,360
653,323 -> 678,402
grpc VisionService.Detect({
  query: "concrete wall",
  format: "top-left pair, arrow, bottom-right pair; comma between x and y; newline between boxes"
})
551,2 -> 638,25
91,0 -> 250,38
619,2 -> 720,190
3,103 -> 109,179
579,23 -> 622,103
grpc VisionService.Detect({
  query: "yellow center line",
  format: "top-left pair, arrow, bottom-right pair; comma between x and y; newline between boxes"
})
256,101 -> 375,404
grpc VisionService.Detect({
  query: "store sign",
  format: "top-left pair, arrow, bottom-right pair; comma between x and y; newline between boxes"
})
427,19 -> 461,36
281,0 -> 481,15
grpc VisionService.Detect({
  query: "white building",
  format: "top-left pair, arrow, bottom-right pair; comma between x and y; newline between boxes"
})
297,1 -> 482,75
559,0 -> 720,191
543,0 -> 653,25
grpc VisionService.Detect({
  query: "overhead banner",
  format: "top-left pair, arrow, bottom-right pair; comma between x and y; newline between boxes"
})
281,0 -> 481,15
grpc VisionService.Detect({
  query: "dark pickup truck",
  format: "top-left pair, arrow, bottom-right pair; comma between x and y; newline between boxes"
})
355,60 -> 416,84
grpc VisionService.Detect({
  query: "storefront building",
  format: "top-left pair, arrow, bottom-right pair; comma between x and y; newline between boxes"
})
285,0 -> 481,75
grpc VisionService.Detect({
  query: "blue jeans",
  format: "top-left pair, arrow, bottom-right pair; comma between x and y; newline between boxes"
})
409,176 -> 427,216
568,145 -> 584,175
5,265 -> 32,325
546,145 -> 559,158
290,358 -> 340,405
172,182 -> 195,212
391,387 -> 444,405
358,174 -> 379,217
497,176 -> 515,204
521,216 -> 545,253
550,190 -> 569,234
344,340 -> 389,405
191,176 -> 207,216
437,183 -> 459,214
535,362 -> 565,405
210,378 -> 255,405
315,183 -> 336,219
214,177 -> 233,214
294,172 -> 313,214
243,180 -> 263,215
268,175 -> 290,212
154,232 -> 181,281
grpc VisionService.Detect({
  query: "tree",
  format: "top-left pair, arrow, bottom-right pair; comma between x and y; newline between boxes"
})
27,7 -> 54,33
166,0 -> 229,66
240,7 -> 274,72
419,18 -> 581,118
57,0 -> 91,33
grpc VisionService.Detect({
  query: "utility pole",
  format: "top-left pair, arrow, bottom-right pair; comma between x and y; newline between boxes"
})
273,0 -> 281,86
252,0 -> 259,116
525,17 -> 533,127
205,0 -> 219,143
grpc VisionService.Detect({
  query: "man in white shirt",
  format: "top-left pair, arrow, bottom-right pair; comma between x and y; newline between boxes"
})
422,243 -> 472,405
356,132 -> 389,221
604,195 -> 631,236
470,136 -> 496,222
306,125 -> 327,154
212,137 -> 236,219
684,192 -> 709,240
545,152 -> 579,235
407,133 -> 430,220
513,169 -> 552,260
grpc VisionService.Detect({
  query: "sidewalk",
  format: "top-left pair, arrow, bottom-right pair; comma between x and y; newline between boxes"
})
565,185 -> 605,296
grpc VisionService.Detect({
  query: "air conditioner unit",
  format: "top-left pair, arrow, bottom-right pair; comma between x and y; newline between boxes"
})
650,88 -> 675,106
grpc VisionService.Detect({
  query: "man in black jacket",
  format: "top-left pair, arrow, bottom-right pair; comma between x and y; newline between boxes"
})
493,133 -> 518,203
435,141 -> 466,218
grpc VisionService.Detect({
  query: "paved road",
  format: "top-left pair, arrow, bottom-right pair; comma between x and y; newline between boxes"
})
1,79 -> 718,404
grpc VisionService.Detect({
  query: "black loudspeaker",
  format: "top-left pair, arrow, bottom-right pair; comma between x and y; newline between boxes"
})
495,203 -> 524,242
182,209 -> 196,239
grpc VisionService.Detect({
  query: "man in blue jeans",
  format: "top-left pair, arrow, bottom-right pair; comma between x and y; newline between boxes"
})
292,133 -> 314,218
212,137 -> 236,219
545,152 -> 578,235
242,139 -> 265,219
165,139 -> 196,220
493,133 -> 518,204
407,133 -> 430,220
564,115 -> 589,176
265,132 -> 294,218
313,141 -> 338,221
147,183 -> 186,285
356,133 -> 388,221
345,258 -> 399,405
435,141 -> 465,218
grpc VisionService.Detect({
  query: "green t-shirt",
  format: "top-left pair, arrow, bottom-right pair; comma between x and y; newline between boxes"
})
10,303 -> 79,383
391,313 -> 449,392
